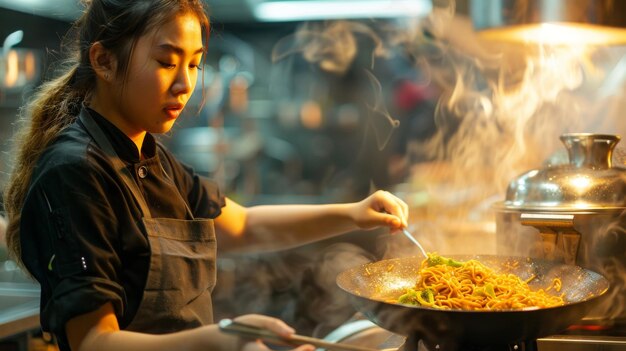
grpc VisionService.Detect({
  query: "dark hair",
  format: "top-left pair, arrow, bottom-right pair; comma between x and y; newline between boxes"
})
3,0 -> 210,263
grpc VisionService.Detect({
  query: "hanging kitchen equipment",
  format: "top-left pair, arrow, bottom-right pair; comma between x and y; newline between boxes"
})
493,132 -> 626,320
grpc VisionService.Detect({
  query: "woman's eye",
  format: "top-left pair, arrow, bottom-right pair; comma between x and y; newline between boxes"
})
190,64 -> 202,71
158,61 -> 175,69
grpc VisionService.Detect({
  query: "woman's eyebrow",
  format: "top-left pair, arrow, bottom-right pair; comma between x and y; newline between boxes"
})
156,43 -> 205,55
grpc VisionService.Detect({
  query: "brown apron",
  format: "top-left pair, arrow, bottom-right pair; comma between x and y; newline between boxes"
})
80,109 -> 216,334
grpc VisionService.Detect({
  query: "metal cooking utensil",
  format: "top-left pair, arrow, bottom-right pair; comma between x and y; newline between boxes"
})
401,228 -> 428,257
218,319 -> 380,351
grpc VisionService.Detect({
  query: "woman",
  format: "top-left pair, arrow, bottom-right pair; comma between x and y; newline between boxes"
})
3,1 -> 409,351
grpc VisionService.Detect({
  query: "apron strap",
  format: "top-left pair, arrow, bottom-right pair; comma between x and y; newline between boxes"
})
79,108 -> 153,219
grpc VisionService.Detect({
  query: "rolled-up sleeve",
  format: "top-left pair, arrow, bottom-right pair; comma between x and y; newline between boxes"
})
191,175 -> 226,219
20,161 -> 126,336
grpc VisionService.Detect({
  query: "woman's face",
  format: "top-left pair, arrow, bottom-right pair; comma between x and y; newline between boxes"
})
115,12 -> 204,135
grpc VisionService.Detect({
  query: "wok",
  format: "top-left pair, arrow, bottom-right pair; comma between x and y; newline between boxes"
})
336,255 -> 609,348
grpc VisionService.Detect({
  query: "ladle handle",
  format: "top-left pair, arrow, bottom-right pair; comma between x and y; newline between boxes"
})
402,229 -> 428,257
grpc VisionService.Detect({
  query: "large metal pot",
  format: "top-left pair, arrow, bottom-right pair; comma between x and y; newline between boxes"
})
494,133 -> 626,320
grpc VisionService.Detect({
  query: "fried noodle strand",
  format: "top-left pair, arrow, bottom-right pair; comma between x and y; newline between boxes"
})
397,254 -> 564,310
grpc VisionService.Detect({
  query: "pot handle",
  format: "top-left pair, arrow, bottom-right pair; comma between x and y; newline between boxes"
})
520,213 -> 580,265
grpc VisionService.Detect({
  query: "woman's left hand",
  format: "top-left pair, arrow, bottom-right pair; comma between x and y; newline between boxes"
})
351,190 -> 409,231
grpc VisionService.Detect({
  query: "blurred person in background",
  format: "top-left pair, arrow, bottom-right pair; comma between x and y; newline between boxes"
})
2,1 -> 409,351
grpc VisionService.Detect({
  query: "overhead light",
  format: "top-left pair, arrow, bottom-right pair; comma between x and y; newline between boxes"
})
2,30 -> 23,88
1,30 -> 41,90
2,30 -> 23,56
471,0 -> 626,45
476,22 -> 626,46
253,0 -> 433,22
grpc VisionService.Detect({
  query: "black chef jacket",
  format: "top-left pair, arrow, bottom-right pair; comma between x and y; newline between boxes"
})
19,107 -> 225,346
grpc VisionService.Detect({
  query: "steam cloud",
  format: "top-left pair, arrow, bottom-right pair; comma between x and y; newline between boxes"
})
267,0 -> 626,337
272,0 -> 626,256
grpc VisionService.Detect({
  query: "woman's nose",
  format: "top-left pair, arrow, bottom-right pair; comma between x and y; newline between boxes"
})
171,67 -> 194,95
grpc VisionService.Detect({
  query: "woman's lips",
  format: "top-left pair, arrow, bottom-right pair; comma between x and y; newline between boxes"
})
164,104 -> 184,119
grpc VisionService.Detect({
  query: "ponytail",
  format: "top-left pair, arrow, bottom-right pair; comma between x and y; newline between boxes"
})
3,64 -> 86,264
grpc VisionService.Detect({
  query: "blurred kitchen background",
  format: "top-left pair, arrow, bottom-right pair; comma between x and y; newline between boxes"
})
4,0 -> 626,350
0,1 -> 441,348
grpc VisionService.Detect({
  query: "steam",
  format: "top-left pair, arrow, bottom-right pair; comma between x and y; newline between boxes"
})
272,21 -> 387,75
363,70 -> 401,150
272,2 -> 626,256
260,0 -> 626,341
213,243 -> 375,337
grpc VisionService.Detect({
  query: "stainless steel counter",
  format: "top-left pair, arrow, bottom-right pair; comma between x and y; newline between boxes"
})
0,281 -> 40,341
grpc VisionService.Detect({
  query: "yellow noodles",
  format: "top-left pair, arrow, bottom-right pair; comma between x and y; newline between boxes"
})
397,254 -> 564,310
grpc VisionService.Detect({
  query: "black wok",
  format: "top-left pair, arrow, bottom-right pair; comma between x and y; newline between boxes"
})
336,255 -> 609,348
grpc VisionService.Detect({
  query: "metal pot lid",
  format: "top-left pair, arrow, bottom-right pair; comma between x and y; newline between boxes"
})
501,133 -> 626,211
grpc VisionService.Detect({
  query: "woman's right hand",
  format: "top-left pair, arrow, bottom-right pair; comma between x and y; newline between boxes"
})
229,314 -> 315,351
350,190 -> 409,231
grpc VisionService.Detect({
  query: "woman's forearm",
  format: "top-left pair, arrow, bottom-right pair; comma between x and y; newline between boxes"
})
215,191 -> 407,253
68,303 -> 234,351
216,202 -> 358,253
79,324 -> 232,351
242,190 -> 407,251
69,305 -> 310,351
242,203 -> 358,250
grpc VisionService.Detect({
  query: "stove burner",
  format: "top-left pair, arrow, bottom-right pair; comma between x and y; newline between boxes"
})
562,318 -> 626,337
334,315 -> 626,351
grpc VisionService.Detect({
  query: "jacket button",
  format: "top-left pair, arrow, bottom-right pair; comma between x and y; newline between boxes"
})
138,166 -> 148,178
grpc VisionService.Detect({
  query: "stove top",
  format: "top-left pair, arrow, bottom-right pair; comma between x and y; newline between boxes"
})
538,335 -> 626,351
377,335 -> 626,351
537,319 -> 626,351
327,316 -> 626,351
374,325 -> 626,351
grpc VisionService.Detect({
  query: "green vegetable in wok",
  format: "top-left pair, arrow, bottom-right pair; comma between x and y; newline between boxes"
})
426,253 -> 464,267
473,282 -> 496,298
398,288 -> 435,307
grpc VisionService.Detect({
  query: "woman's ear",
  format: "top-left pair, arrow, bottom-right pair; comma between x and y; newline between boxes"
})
89,42 -> 117,82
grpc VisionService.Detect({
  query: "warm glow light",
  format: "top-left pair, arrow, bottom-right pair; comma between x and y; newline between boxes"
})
24,51 -> 35,80
229,75 -> 249,114
1,49 -> 40,89
478,22 -> 626,45
4,49 -> 19,87
300,101 -> 323,129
